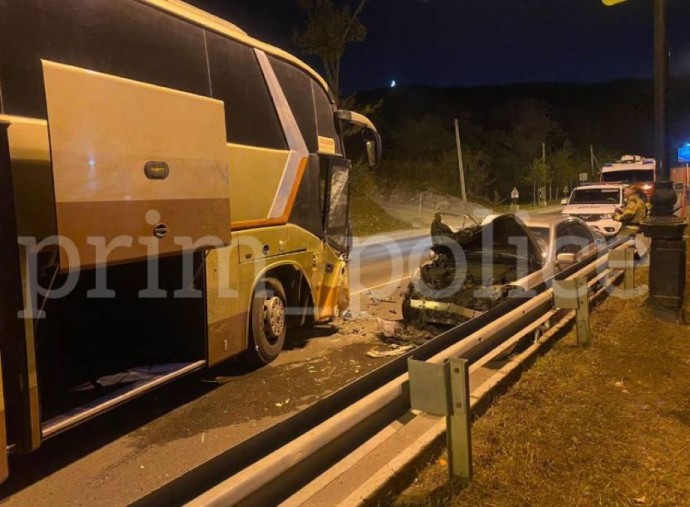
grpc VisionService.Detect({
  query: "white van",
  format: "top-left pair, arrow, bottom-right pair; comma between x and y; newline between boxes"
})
561,184 -> 626,237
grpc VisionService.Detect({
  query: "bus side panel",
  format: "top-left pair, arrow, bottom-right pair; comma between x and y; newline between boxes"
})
5,119 -> 56,242
206,226 -> 320,366
227,144 -> 290,226
206,241 -> 247,366
0,121 -> 41,454
0,356 -> 8,482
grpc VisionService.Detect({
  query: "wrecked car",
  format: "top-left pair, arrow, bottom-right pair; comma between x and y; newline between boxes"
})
402,213 -> 603,326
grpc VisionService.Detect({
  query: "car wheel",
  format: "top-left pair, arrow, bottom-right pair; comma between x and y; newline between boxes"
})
248,277 -> 287,364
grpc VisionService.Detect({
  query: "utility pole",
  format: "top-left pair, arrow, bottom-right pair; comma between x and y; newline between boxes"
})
454,119 -> 467,202
542,142 -> 549,204
590,145 -> 595,178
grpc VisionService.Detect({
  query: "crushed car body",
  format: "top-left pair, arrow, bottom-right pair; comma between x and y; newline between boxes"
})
402,213 -> 602,327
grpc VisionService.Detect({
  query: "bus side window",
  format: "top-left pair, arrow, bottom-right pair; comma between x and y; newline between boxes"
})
269,56 -> 318,153
205,32 -> 287,149
312,82 -> 342,156
0,0 -> 210,119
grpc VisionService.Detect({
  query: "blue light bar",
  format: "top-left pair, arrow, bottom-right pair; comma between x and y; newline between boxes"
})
679,145 -> 690,163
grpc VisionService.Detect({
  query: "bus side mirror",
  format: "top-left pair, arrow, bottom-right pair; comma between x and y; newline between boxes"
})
560,199 -> 568,205
335,110 -> 381,169
363,128 -> 382,169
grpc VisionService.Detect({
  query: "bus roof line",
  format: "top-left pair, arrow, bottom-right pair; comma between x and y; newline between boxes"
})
141,0 -> 334,102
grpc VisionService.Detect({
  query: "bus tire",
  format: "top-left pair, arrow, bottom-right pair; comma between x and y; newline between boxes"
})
249,277 -> 287,364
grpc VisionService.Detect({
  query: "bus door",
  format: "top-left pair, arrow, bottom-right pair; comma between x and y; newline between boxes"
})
32,60 -> 231,437
317,156 -> 351,319
42,60 -> 231,271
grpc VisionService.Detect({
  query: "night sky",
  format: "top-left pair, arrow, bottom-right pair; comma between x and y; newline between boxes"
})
188,0 -> 690,93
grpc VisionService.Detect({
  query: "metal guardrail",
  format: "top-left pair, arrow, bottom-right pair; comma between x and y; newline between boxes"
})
136,238 -> 631,506
406,253 -> 634,487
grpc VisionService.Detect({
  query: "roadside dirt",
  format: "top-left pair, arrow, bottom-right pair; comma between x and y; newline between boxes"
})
393,266 -> 690,506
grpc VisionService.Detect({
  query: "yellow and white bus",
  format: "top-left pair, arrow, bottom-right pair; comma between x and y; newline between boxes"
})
0,0 -> 380,479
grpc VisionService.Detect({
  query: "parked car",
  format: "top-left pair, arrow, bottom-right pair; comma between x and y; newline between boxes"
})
561,184 -> 627,237
402,213 -> 603,326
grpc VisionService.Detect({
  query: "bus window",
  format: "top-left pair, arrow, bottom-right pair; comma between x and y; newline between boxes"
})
0,0 -> 209,119
205,32 -> 287,149
269,56 -> 318,153
312,82 -> 343,156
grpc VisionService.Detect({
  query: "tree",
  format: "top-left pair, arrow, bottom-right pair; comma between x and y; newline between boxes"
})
461,148 -> 495,198
294,0 -> 368,101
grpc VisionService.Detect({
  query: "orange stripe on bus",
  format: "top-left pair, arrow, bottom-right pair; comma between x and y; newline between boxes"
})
231,156 -> 309,231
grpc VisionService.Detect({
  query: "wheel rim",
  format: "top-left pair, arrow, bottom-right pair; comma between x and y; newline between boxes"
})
263,296 -> 285,342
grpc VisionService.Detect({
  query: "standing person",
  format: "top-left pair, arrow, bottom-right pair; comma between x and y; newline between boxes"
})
510,187 -> 519,211
614,185 -> 647,236
430,212 -> 453,245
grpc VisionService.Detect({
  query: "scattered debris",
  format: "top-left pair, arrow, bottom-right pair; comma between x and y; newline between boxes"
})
68,363 -> 188,392
366,344 -> 416,358
368,296 -> 395,305
376,317 -> 405,338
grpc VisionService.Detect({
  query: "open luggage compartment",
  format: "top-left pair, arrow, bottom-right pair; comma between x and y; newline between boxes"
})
29,61 -> 232,438
36,254 -> 208,438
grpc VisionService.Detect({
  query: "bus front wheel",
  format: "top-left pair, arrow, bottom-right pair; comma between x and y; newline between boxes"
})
249,277 -> 287,364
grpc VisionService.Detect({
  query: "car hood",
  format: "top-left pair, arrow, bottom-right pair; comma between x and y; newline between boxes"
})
456,214 -> 546,269
562,204 -> 617,215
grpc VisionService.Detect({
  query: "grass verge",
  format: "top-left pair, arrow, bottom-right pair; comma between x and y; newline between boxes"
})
393,267 -> 690,506
351,195 -> 411,236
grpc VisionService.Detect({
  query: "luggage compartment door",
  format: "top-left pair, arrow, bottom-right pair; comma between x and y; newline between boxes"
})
42,60 -> 231,271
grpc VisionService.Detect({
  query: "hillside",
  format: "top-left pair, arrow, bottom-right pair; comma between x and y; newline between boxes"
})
357,77 -> 690,156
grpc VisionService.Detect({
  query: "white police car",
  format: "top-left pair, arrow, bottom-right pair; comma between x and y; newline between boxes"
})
561,184 -> 626,237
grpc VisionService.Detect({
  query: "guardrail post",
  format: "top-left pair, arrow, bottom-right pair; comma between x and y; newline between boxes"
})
448,358 -> 472,479
609,247 -> 635,292
408,357 -> 472,481
553,276 -> 590,346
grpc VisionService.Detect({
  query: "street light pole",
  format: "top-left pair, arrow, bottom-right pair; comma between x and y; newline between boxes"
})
641,0 -> 687,321
654,0 -> 669,181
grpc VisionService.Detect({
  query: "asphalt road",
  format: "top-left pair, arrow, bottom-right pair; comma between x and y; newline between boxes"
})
350,229 -> 429,297
2,219 -> 550,505
0,229 -> 430,506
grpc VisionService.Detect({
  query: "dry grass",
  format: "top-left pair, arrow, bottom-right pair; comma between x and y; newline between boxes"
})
393,266 -> 690,506
351,195 -> 411,236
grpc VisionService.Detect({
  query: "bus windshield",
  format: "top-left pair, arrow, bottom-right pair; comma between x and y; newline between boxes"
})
601,169 -> 654,183
569,188 -> 621,204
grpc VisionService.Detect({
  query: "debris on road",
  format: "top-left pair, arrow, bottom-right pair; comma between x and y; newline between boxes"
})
376,317 -> 405,338
366,344 -> 416,358
376,317 -> 434,344
369,296 -> 395,305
